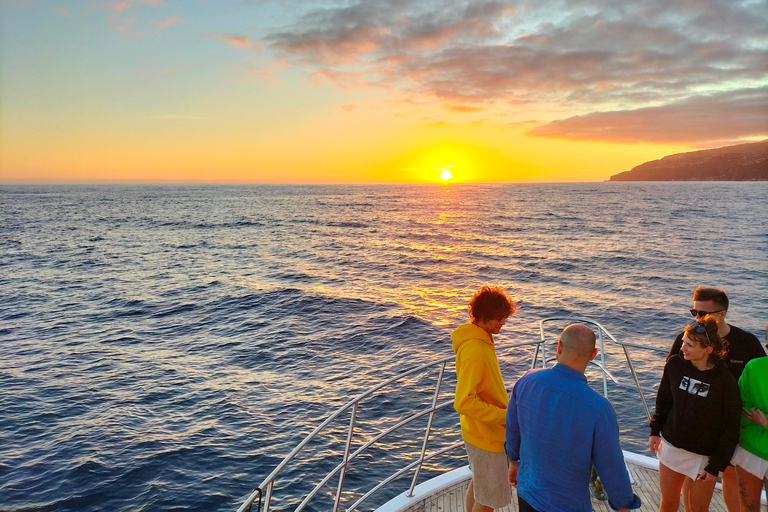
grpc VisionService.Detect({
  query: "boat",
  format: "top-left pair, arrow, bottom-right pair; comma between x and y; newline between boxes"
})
236,317 -> 767,512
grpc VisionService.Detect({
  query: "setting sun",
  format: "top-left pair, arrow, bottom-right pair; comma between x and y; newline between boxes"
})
438,167 -> 454,181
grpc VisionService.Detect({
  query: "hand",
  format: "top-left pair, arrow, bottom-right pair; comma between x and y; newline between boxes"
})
648,435 -> 661,452
696,470 -> 717,483
508,461 -> 519,487
743,407 -> 768,428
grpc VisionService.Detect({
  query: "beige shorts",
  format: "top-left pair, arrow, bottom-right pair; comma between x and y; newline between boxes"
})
464,441 -> 512,509
657,435 -> 717,480
732,445 -> 768,480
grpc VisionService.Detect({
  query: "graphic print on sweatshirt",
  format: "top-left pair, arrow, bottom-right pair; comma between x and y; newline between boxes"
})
680,376 -> 710,397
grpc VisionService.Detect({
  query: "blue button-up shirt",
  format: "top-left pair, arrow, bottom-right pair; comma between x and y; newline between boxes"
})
505,364 -> 640,512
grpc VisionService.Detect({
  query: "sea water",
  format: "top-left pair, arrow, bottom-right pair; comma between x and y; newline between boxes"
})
1,183 -> 766,511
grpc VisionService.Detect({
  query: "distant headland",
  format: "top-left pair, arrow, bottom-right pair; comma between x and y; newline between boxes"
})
609,140 -> 768,181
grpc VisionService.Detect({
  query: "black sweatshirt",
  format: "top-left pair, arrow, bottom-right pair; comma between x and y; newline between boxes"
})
649,355 -> 741,475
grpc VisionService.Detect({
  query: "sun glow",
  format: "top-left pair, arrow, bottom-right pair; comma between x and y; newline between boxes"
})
438,167 -> 454,181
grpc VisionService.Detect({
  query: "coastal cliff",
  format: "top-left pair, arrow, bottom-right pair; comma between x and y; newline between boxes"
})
609,140 -> 768,181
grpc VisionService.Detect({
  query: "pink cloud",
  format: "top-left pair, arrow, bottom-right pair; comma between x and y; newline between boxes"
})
112,0 -> 162,12
255,0 -> 767,145
448,104 -> 483,113
270,25 -> 384,65
338,103 -> 357,112
153,16 -> 182,29
527,88 -> 768,146
210,33 -> 262,49
109,15 -> 143,36
310,68 -> 367,91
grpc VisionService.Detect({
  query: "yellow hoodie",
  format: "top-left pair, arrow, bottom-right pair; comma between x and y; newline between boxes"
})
452,322 -> 508,453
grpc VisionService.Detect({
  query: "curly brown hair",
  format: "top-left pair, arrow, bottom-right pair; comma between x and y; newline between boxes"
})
468,286 -> 516,323
684,314 -> 728,362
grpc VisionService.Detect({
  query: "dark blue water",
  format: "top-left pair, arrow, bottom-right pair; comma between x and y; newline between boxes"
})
1,183 -> 766,511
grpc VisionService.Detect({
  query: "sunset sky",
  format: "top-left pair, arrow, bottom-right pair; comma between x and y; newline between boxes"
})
1,0 -> 766,183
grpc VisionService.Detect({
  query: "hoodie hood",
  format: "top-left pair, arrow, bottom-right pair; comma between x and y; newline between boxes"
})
452,322 -> 493,354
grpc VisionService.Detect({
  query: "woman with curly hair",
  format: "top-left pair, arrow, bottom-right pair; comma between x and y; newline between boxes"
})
648,315 -> 742,512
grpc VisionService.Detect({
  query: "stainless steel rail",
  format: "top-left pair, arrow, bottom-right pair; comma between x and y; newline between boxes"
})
236,319 -> 665,512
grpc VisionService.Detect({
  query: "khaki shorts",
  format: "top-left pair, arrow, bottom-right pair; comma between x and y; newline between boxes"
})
464,441 -> 512,509
732,445 -> 768,480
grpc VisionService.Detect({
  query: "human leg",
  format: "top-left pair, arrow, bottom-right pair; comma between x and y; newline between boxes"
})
658,462 -> 687,512
720,465 -> 740,512
735,466 -> 764,512
686,476 -> 717,512
465,478 -> 474,512
681,478 -> 691,512
464,480 -> 494,512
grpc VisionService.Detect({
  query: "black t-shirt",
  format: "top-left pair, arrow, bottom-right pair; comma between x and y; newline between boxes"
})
668,324 -> 766,380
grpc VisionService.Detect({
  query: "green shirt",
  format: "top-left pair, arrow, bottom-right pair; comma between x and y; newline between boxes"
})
738,356 -> 768,460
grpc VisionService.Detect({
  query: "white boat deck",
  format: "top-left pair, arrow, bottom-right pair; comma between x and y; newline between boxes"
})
395,460 -> 728,512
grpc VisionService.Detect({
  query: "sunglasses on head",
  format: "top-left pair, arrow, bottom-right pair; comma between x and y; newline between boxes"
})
689,321 -> 707,333
688,321 -> 714,346
690,309 -> 725,318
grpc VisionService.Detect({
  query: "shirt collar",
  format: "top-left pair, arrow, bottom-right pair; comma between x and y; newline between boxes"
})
553,362 -> 587,383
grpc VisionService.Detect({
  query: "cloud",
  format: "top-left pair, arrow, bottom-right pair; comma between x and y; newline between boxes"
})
112,0 -> 163,12
254,0 -> 768,144
211,33 -> 262,49
109,14 -> 142,36
527,87 -> 768,145
153,16 -> 182,29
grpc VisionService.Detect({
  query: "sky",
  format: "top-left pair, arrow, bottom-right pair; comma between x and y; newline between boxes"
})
1,0 -> 766,183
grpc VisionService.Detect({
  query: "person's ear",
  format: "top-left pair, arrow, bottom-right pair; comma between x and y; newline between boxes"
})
556,340 -> 562,355
589,347 -> 598,361
705,346 -> 713,355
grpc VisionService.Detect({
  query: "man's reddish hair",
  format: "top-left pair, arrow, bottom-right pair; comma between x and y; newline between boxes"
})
469,286 -> 516,323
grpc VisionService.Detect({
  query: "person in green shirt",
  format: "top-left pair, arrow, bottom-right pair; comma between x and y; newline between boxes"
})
732,332 -> 768,512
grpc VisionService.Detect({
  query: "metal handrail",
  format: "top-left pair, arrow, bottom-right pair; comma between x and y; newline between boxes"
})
237,319 -> 666,512
538,316 -> 666,420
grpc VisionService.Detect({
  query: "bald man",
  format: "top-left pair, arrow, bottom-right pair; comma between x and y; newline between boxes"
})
505,324 -> 641,512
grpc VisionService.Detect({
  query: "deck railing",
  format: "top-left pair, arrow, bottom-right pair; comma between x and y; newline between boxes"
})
236,317 -> 667,512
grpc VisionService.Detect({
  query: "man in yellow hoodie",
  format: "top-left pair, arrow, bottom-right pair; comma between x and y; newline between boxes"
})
453,285 -> 516,512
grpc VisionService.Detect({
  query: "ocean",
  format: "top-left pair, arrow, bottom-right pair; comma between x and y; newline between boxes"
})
1,183 -> 766,512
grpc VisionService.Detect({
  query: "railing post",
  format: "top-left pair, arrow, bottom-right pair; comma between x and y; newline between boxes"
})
263,481 -> 273,512
623,345 -> 652,421
332,402 -> 358,512
598,329 -> 608,397
407,362 -> 446,497
246,488 -> 262,512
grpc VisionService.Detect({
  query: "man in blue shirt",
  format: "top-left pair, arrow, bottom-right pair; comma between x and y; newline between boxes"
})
505,323 -> 641,512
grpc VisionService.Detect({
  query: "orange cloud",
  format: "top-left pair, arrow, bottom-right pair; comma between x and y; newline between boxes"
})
112,0 -> 162,13
153,16 -> 182,29
211,33 -> 261,49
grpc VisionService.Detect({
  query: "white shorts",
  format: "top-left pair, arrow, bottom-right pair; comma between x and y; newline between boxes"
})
657,435 -> 717,480
464,441 -> 512,509
732,445 -> 768,480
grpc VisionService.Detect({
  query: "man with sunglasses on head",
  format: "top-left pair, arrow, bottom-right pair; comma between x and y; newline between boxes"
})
667,286 -> 766,512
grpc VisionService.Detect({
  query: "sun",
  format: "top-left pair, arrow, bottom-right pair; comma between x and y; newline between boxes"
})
437,166 -> 454,181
